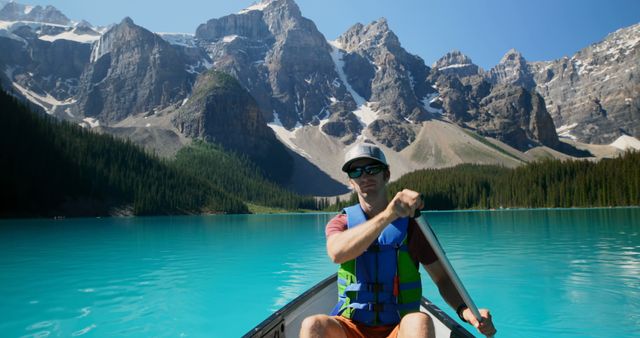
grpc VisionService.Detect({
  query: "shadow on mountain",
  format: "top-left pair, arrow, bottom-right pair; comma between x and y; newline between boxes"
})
555,140 -> 593,158
284,149 -> 349,196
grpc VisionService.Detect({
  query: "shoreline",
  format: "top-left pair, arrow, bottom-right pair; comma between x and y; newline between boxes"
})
2,205 -> 639,221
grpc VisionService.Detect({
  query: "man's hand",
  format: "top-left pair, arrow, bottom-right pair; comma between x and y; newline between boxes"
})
462,308 -> 497,336
387,189 -> 424,218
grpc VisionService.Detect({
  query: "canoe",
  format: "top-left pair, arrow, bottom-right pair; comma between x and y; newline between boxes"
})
243,273 -> 475,338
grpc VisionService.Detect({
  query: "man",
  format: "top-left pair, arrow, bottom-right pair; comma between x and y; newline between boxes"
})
300,142 -> 497,338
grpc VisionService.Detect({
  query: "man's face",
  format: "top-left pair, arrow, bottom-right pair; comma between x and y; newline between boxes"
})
347,159 -> 389,197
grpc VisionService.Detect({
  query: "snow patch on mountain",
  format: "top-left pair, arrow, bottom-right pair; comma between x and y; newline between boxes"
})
11,82 -> 75,114
611,135 -> 640,151
0,20 -> 24,42
239,1 -> 270,14
222,34 -> 239,43
436,63 -> 470,71
556,123 -> 579,140
267,112 -> 311,158
158,32 -> 196,47
329,41 -> 379,128
39,29 -> 100,43
422,92 -> 443,115
81,117 -> 100,128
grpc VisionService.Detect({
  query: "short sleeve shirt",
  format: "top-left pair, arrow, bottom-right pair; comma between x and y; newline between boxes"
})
326,213 -> 438,267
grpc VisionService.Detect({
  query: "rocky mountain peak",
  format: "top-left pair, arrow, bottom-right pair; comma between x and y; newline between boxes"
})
432,50 -> 481,77
76,17 -> 192,123
239,0 -> 299,14
195,0 -> 350,135
90,17 -> 154,62
0,2 -> 70,25
258,0 -> 309,37
334,17 -> 434,150
370,17 -> 390,32
530,22 -> 639,144
488,48 -> 535,90
499,48 -> 527,65
74,20 -> 93,29
120,16 -> 135,26
337,17 -> 399,52
434,50 -> 473,67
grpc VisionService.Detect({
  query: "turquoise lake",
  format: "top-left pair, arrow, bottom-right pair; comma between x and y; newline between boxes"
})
1,208 -> 638,337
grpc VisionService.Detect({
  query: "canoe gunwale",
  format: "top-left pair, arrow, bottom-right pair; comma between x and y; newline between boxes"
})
242,274 -> 336,338
243,273 -> 475,338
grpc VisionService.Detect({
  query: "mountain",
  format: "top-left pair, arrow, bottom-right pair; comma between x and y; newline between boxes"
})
529,23 -> 640,144
0,2 -> 69,25
172,70 -> 293,182
71,17 -> 193,123
1,0 -> 637,197
0,5 -> 99,114
335,18 -> 433,150
429,51 -> 561,151
195,0 -> 356,135
432,50 -> 483,78
488,49 -> 536,90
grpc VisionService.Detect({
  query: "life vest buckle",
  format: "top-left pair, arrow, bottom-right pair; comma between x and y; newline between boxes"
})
368,303 -> 385,312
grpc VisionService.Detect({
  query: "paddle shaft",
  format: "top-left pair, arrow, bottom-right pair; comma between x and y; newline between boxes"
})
414,211 -> 494,337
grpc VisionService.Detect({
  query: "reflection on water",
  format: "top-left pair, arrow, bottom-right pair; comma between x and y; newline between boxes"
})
0,209 -> 638,337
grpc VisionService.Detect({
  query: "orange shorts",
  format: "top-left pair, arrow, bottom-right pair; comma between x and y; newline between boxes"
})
333,316 -> 400,338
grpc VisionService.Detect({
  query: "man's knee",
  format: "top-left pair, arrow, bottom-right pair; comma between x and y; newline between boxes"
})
403,312 -> 432,324
300,314 -> 332,336
399,312 -> 434,338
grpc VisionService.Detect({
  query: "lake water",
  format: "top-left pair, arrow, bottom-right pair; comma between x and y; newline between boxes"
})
0,208 -> 638,337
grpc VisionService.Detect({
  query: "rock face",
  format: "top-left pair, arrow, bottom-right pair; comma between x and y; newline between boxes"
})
432,50 -> 482,78
172,70 -> 293,182
0,2 -> 70,25
195,0 -> 355,134
430,51 -> 560,151
0,19 -> 92,113
475,84 -> 559,150
73,18 -> 193,123
488,49 -> 536,90
336,18 -> 434,150
528,23 -> 640,143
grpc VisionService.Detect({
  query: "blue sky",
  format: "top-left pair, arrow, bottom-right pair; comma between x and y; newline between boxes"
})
25,0 -> 640,69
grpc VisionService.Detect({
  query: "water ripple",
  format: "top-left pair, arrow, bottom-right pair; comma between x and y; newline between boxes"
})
71,324 -> 96,336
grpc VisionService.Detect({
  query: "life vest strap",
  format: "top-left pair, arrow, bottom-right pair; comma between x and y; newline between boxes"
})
344,301 -> 421,313
398,280 -> 422,291
338,278 -> 421,293
366,242 -> 407,252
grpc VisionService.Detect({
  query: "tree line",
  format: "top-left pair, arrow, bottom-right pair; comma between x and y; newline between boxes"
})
0,89 -> 317,218
172,140 -> 318,211
327,153 -> 640,211
3,86 -> 637,217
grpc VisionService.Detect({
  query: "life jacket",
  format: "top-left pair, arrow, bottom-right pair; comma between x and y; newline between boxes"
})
330,204 -> 422,326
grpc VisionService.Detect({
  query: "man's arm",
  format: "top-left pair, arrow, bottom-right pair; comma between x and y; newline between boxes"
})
424,261 -> 497,336
424,260 -> 464,309
327,189 -> 423,264
327,207 -> 396,264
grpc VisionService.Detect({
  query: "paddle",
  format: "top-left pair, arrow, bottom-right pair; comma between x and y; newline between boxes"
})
412,205 -> 494,337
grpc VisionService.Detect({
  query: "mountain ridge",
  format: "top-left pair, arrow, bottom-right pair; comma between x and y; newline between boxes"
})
1,1 -> 638,196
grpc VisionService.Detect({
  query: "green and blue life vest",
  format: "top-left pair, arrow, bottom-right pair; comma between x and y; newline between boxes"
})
330,204 -> 422,326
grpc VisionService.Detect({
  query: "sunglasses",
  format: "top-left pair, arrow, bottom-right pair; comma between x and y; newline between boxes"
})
347,164 -> 388,179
